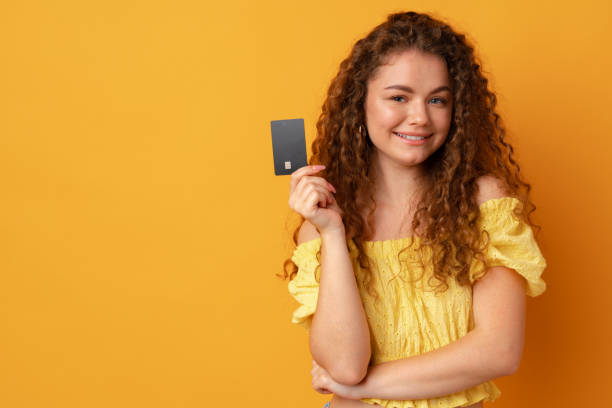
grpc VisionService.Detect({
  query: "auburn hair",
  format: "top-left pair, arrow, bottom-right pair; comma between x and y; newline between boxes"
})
279,11 -> 541,298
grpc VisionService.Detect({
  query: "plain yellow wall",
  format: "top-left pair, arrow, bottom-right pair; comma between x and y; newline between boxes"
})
0,0 -> 610,406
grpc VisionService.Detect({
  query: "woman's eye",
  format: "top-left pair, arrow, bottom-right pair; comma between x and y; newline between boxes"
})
430,97 -> 448,105
392,96 -> 448,104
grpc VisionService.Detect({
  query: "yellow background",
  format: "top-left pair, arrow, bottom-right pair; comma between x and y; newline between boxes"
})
0,0 -> 610,406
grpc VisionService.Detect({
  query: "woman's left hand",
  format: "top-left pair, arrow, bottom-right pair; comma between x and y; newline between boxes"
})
311,360 -> 362,399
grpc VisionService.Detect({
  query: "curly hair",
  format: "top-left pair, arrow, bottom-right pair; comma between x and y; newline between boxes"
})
279,11 -> 541,298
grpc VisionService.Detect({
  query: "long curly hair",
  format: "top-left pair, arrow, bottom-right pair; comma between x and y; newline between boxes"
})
279,11 -> 541,298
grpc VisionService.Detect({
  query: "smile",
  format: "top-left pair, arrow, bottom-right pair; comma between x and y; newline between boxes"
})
394,132 -> 432,141
393,132 -> 433,143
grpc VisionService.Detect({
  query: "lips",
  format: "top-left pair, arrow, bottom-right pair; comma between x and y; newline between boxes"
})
394,132 -> 432,137
394,132 -> 433,139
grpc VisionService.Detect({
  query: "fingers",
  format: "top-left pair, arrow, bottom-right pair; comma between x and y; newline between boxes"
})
289,165 -> 338,215
290,165 -> 324,193
298,184 -> 334,213
290,165 -> 336,195
290,176 -> 334,209
299,175 -> 334,193
310,368 -> 332,394
289,174 -> 334,210
311,363 -> 332,394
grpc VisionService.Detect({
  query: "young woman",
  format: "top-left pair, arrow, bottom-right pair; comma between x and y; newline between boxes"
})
282,11 -> 547,408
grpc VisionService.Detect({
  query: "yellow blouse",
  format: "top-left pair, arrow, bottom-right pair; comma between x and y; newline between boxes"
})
287,197 -> 547,408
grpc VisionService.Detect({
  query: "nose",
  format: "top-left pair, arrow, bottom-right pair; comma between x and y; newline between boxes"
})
407,100 -> 429,126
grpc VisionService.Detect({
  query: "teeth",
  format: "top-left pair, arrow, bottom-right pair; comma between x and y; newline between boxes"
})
396,133 -> 427,140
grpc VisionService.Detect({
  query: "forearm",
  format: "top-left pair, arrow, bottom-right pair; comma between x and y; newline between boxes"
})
352,328 -> 512,400
309,227 -> 371,384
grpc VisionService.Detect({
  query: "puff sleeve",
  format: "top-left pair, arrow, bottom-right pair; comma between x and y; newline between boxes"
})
469,197 -> 547,297
287,238 -> 322,330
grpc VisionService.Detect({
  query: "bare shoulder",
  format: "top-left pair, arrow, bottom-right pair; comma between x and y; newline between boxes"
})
474,175 -> 512,206
297,220 -> 321,245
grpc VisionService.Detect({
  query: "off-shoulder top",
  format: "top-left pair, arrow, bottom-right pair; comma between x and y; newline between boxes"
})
287,197 -> 547,408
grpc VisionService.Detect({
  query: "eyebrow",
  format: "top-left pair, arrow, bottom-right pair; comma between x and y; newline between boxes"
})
384,85 -> 452,94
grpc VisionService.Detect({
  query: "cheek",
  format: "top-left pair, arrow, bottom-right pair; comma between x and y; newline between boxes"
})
382,109 -> 402,125
432,108 -> 453,131
367,100 -> 402,125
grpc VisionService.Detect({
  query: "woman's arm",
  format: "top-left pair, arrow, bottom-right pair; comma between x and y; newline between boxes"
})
300,221 -> 371,385
312,265 -> 526,400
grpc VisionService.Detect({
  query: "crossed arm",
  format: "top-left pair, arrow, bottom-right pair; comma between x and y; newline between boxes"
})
311,264 -> 527,400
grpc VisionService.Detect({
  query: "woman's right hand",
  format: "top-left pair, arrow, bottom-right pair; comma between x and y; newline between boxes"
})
288,165 -> 344,234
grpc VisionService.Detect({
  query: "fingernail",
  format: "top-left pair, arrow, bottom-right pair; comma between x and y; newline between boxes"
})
327,182 -> 336,193
313,165 -> 325,170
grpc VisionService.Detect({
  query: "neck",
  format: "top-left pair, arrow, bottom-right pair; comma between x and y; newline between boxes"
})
370,152 -> 428,210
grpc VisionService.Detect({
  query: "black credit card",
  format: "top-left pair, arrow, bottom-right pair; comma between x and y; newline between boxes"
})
271,118 -> 308,175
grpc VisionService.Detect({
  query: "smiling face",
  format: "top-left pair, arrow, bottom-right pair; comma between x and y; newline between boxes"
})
364,48 -> 453,171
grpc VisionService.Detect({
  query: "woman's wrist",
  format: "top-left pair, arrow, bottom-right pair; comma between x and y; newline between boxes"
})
344,366 -> 375,400
319,225 -> 346,241
351,376 -> 370,399
336,378 -> 369,400
331,366 -> 372,400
